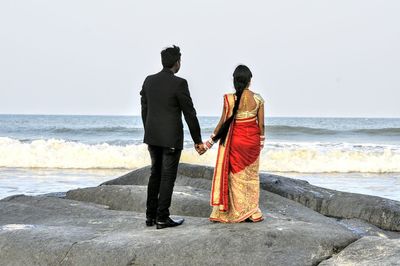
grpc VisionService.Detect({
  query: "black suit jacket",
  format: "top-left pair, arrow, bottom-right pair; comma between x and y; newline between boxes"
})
140,68 -> 202,149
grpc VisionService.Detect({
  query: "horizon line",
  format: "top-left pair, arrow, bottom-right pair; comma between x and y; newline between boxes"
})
0,113 -> 399,119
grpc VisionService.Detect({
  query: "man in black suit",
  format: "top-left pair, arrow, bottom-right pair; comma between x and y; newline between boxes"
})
140,45 -> 205,229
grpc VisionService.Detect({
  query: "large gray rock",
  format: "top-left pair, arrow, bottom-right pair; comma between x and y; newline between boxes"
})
2,163 -> 399,265
113,163 -> 399,232
100,164 -> 212,190
0,194 -> 358,266
100,163 -> 400,235
66,185 -> 211,218
66,184 -> 348,232
68,183 -> 396,240
319,236 -> 400,265
260,172 -> 400,232
77,165 -> 400,242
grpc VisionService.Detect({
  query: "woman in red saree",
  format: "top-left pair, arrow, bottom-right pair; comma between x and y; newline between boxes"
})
205,65 -> 265,223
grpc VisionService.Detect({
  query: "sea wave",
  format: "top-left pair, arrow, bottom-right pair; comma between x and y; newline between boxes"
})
353,127 -> 400,136
267,125 -> 400,136
267,125 -> 336,135
0,137 -> 149,169
7,124 -> 400,138
0,137 -> 399,173
51,126 -> 143,134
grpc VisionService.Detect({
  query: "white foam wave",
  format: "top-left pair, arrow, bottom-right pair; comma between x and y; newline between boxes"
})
0,137 -> 149,169
0,137 -> 399,173
260,142 -> 400,173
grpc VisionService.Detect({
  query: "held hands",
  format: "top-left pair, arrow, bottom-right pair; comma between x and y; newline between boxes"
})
195,134 -> 216,155
195,143 -> 207,155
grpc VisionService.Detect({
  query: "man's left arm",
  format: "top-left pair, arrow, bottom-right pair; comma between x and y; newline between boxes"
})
140,79 -> 148,128
176,79 -> 202,145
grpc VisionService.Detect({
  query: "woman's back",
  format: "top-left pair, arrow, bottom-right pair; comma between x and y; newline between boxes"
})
235,90 -> 263,119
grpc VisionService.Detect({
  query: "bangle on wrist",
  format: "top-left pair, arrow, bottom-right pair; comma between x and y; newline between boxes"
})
205,138 -> 214,149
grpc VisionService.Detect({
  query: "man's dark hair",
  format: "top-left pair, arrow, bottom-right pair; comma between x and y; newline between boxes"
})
161,45 -> 181,68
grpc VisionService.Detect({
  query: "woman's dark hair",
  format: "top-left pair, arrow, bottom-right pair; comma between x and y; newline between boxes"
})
213,65 -> 253,145
161,45 -> 181,68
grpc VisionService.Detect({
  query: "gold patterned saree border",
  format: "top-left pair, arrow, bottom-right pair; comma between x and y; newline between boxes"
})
210,94 -> 235,209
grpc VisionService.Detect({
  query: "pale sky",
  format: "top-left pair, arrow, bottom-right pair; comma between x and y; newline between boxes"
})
0,0 -> 399,117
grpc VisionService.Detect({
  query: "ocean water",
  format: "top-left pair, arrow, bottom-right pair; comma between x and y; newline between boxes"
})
0,114 -> 399,200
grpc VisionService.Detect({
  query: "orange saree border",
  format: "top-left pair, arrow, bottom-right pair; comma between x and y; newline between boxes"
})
210,94 -> 234,212
209,209 -> 263,223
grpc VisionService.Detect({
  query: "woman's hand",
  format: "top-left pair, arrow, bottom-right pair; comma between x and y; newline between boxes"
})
260,135 -> 265,150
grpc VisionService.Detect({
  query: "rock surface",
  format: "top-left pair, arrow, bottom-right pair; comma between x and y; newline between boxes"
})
66,184 -> 344,231
66,185 -> 211,218
103,163 -> 400,231
260,172 -> 400,232
1,194 -> 357,266
1,163 -> 400,265
319,236 -> 400,266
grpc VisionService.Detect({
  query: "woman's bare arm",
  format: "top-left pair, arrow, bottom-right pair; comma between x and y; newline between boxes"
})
257,103 -> 265,136
213,103 -> 227,136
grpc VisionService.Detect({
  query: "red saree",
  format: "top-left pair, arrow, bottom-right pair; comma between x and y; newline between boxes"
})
210,93 -> 263,223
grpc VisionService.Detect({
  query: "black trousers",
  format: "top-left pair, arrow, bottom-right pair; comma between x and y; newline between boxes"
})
146,144 -> 182,220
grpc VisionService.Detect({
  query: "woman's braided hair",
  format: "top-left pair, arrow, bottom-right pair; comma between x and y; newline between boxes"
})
212,65 -> 253,145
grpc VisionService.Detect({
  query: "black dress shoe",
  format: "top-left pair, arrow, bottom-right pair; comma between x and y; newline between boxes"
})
146,217 -> 156,227
156,217 -> 184,229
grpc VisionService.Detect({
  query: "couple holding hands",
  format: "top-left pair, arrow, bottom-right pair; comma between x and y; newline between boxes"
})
140,45 -> 265,229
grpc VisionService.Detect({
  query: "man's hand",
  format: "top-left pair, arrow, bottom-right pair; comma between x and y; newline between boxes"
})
195,143 -> 207,155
